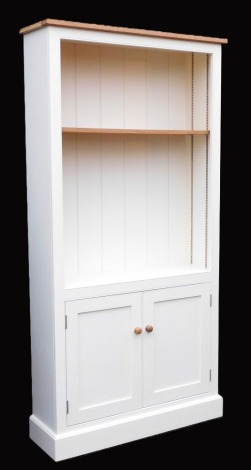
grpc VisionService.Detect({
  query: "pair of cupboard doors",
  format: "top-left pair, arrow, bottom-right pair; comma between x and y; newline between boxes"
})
66,283 -> 211,426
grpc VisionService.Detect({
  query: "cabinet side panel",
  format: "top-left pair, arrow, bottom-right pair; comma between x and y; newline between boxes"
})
208,48 -> 222,394
24,30 -> 56,430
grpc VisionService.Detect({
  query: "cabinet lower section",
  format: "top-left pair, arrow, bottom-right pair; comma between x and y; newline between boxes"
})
65,284 -> 211,426
30,394 -> 223,461
29,281 -> 222,461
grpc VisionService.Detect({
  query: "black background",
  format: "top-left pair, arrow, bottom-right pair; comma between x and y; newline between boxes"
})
10,4 -> 244,466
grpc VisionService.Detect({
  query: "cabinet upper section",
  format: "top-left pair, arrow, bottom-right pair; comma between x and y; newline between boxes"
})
21,19 -> 226,293
19,19 -> 228,45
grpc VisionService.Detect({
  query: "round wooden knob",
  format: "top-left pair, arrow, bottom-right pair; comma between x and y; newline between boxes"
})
145,325 -> 153,333
134,327 -> 142,335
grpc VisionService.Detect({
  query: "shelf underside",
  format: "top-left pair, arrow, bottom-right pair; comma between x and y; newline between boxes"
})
62,128 -> 210,136
65,265 -> 209,290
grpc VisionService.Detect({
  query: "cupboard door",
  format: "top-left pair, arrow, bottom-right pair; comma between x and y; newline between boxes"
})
66,293 -> 142,425
143,284 -> 210,407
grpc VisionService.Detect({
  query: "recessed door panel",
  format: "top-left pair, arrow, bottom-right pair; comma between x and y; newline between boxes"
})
66,293 -> 142,425
143,284 -> 210,406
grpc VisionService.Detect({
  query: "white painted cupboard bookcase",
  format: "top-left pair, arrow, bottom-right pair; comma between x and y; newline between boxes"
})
20,19 -> 227,461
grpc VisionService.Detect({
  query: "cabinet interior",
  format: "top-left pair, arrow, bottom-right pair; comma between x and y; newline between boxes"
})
61,41 -> 210,289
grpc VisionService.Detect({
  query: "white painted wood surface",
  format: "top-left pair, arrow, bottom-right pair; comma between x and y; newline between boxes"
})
77,135 -> 102,275
76,43 -> 101,128
61,42 -> 76,127
207,48 -> 222,395
102,136 -> 125,271
168,52 -> 191,129
193,53 -> 208,130
30,394 -> 223,461
143,284 -> 210,406
146,50 -> 169,129
63,134 -> 78,283
193,135 -> 207,266
66,293 -> 142,424
64,269 -> 211,301
147,136 -> 169,267
48,29 -> 69,434
125,136 -> 147,268
61,44 -> 196,131
57,25 -> 221,55
66,284 -> 211,426
101,46 -> 124,128
168,136 -> 191,265
24,28 -> 57,430
62,134 -> 199,288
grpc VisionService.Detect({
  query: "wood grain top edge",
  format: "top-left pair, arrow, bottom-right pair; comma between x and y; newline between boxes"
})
19,19 -> 228,44
62,128 -> 210,135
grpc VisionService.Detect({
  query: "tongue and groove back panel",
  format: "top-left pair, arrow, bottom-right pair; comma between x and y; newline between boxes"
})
61,42 -> 208,287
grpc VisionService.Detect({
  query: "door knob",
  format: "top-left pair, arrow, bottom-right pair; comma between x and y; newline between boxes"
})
134,327 -> 142,335
145,325 -> 153,333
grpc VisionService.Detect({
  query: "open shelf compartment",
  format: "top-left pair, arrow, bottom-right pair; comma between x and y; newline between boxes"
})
61,41 -> 210,289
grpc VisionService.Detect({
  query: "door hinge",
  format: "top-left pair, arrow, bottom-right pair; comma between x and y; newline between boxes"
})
66,400 -> 69,414
210,294 -> 212,307
209,369 -> 212,381
65,315 -> 68,330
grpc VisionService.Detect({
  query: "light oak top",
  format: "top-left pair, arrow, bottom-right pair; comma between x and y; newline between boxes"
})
20,19 -> 228,44
62,128 -> 210,136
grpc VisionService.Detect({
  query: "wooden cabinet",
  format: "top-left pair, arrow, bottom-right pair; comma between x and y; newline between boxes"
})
66,284 -> 211,426
20,18 -> 227,461
66,284 -> 210,426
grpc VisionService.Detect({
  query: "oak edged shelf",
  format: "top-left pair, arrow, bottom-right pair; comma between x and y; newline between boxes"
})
62,127 -> 210,136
